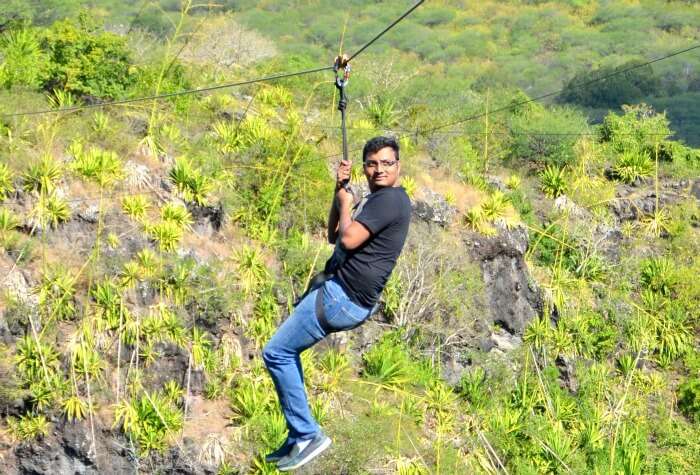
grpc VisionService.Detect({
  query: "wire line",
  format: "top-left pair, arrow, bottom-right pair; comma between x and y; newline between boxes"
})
0,0 -> 425,119
428,43 -> 700,133
0,66 -> 334,118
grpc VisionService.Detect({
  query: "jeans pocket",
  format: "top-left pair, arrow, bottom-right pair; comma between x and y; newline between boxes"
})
326,302 -> 369,332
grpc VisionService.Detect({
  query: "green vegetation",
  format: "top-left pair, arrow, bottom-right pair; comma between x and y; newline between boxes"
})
0,1 -> 698,474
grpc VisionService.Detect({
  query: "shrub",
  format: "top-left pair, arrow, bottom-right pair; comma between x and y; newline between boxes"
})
599,104 -> 672,154
560,60 -> 660,109
41,15 -> 134,98
508,104 -> 587,167
678,378 -> 700,423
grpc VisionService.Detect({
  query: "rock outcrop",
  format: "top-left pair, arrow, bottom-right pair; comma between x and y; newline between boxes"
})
465,225 -> 544,336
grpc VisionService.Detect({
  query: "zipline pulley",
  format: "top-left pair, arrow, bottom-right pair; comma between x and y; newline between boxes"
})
334,54 -> 352,192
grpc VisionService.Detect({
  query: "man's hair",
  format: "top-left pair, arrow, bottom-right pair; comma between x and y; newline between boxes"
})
362,136 -> 400,162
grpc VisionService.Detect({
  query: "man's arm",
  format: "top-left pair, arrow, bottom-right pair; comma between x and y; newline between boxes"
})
337,188 -> 371,250
327,194 -> 340,244
328,159 -> 351,244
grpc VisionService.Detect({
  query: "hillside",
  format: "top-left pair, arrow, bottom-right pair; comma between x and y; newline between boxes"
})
0,2 -> 699,474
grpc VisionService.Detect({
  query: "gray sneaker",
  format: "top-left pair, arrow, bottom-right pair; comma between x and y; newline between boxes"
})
265,440 -> 293,463
276,432 -> 332,471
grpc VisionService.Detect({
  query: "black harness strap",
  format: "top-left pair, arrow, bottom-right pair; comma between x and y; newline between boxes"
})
315,286 -> 333,334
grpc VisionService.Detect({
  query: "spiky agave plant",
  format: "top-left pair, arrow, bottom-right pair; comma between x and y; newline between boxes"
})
113,391 -> 184,455
401,176 -> 417,199
641,207 -> 671,238
121,194 -> 151,222
211,120 -> 242,154
160,202 -> 193,229
62,394 -> 89,421
613,150 -> 653,184
70,146 -> 124,188
91,111 -> 110,136
0,162 -> 14,201
15,335 -> 60,385
38,266 -> 77,322
148,220 -> 183,253
539,165 -> 568,198
169,157 -> 212,206
136,248 -> 162,280
7,414 -> 50,441
229,376 -> 274,424
91,278 -> 121,329
463,207 -> 496,236
362,334 -> 412,387
23,155 -> 62,194
233,245 -> 270,296
366,95 -> 401,127
0,208 -> 19,241
640,257 -> 677,297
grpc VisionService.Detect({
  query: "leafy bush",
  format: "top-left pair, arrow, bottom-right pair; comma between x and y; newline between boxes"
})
560,60 -> 660,109
612,150 -> 654,183
508,103 -> 587,167
41,15 -> 134,98
678,378 -> 700,423
599,104 -> 672,154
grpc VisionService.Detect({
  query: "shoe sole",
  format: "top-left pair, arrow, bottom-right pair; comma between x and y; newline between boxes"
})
277,437 -> 332,471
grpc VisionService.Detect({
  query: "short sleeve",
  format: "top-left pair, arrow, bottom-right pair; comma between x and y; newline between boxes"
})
354,190 -> 397,235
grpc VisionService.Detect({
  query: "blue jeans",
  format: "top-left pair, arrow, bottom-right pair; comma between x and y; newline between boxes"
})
262,277 -> 373,445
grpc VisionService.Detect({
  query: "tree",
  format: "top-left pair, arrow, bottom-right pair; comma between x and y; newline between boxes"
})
559,60 -> 661,109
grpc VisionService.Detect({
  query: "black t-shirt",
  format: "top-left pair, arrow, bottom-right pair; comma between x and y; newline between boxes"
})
335,186 -> 411,308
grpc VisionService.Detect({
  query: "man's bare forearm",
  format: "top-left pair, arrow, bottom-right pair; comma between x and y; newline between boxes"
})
336,198 -> 353,242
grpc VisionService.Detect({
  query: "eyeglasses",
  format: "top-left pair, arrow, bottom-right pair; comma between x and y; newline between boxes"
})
364,159 -> 398,170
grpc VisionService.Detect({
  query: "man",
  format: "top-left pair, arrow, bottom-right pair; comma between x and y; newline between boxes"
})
262,136 -> 412,471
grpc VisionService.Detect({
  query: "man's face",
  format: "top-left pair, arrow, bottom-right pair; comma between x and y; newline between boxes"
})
363,146 -> 400,191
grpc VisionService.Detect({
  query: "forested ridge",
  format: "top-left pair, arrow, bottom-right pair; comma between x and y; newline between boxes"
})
0,1 -> 699,474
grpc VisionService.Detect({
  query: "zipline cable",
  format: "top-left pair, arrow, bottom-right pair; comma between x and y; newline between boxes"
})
0,66 -> 334,118
428,43 -> 700,133
346,0 -> 425,62
0,0 -> 425,119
